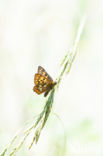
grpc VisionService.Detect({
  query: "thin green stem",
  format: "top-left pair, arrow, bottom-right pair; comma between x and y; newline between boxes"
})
0,15 -> 86,156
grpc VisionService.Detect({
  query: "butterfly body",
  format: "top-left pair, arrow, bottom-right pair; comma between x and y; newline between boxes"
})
33,66 -> 56,97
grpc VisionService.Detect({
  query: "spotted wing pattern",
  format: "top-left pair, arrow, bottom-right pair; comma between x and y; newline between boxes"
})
38,66 -> 53,81
33,73 -> 53,95
33,66 -> 56,96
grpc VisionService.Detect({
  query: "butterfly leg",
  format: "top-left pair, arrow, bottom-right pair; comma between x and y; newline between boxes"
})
44,90 -> 50,97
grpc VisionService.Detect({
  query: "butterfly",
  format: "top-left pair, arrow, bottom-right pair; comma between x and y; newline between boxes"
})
33,66 -> 57,97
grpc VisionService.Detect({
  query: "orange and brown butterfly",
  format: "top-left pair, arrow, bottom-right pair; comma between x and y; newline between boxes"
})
33,66 -> 57,97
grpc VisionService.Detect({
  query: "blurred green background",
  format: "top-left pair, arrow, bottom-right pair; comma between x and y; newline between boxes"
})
0,0 -> 103,155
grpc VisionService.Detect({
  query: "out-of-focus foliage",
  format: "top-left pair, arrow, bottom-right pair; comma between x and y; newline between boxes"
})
0,0 -> 103,156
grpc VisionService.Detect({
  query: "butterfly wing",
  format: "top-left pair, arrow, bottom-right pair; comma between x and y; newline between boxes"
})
33,66 -> 56,96
33,74 -> 53,95
33,86 -> 41,94
38,66 -> 53,81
